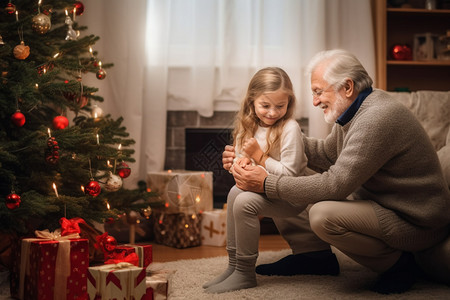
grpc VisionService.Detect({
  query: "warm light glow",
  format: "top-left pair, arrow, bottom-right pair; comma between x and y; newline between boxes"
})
89,47 -> 93,55
38,0 -> 42,6
195,195 -> 200,203
47,128 -> 51,137
118,144 -> 122,150
98,61 -> 102,68
81,185 -> 85,193
191,214 -> 196,219
147,188 -> 151,192
35,83 -> 39,89
107,160 -> 113,168
167,170 -> 172,173
52,183 -> 59,198
106,202 -> 110,210
65,9 -> 68,16
53,53 -> 60,58
96,134 -> 99,145
94,112 -> 98,118
15,11 -> 18,22
165,203 -> 169,208
185,224 -> 189,228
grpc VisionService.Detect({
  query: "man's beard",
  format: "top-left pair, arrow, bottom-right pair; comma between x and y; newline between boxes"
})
324,92 -> 349,124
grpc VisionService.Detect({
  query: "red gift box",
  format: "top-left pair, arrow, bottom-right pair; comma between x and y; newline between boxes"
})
13,229 -> 89,300
118,244 -> 153,268
104,244 -> 152,269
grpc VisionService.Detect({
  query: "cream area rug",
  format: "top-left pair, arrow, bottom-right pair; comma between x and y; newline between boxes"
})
149,249 -> 450,300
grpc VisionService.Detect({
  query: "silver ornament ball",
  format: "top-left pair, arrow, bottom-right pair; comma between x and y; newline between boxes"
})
105,172 -> 123,192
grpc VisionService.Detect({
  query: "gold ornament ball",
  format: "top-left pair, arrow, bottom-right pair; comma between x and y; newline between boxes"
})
32,13 -> 52,34
96,68 -> 106,80
141,206 -> 152,219
13,42 -> 30,60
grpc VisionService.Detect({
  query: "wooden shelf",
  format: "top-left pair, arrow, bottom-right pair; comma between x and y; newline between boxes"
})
375,0 -> 450,91
387,8 -> 450,14
387,60 -> 450,66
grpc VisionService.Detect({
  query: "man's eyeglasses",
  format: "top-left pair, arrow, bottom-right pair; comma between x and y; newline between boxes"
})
312,84 -> 334,99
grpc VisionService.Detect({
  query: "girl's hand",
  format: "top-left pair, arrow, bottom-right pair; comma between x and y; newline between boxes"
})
242,138 -> 260,156
243,138 -> 266,165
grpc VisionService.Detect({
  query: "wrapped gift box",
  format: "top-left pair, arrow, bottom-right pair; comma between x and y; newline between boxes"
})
152,210 -> 202,248
12,235 -> 89,300
201,209 -> 227,246
114,244 -> 153,269
146,170 -> 213,213
104,213 -> 154,244
143,269 -> 175,300
87,262 -> 146,300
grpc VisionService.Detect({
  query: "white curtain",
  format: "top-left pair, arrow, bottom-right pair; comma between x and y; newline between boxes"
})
82,0 -> 375,187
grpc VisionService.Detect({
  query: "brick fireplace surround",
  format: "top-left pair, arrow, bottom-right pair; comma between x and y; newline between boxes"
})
165,111 -> 309,170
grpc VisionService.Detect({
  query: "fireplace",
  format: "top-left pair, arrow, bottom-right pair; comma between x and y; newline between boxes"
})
185,128 -> 235,208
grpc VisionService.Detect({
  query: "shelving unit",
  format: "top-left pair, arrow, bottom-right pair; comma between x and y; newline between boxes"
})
375,0 -> 450,91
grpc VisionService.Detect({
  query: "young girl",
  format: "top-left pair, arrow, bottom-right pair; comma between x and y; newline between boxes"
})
203,67 -> 308,293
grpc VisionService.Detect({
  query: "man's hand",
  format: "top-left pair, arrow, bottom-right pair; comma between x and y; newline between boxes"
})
232,163 -> 268,193
235,156 -> 252,167
222,145 -> 235,171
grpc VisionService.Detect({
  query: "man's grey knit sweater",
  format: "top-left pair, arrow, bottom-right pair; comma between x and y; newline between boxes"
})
265,89 -> 450,252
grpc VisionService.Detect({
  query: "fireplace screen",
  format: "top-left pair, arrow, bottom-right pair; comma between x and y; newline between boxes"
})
185,128 -> 235,208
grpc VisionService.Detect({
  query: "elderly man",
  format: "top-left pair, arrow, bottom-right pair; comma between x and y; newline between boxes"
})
223,49 -> 450,294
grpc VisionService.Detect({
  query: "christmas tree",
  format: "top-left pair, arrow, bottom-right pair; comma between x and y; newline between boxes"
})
0,0 -> 160,246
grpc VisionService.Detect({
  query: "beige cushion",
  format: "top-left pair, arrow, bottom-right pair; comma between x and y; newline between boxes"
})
388,91 -> 450,151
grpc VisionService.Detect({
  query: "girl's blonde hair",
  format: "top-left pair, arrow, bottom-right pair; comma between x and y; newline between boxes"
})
232,67 -> 296,156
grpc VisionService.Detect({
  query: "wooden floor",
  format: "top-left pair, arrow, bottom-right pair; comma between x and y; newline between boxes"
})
148,234 -> 290,262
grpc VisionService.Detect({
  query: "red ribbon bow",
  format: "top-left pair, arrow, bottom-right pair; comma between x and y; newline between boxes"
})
59,217 -> 86,236
104,252 -> 139,267
95,232 -> 109,250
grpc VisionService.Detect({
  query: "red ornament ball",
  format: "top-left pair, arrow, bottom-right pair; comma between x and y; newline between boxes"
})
6,193 -> 21,210
104,235 -> 117,252
5,3 -> 16,14
74,1 -> 85,16
63,92 -> 89,108
391,44 -> 412,60
117,162 -> 131,178
85,180 -> 101,197
11,111 -> 26,127
53,116 -> 69,130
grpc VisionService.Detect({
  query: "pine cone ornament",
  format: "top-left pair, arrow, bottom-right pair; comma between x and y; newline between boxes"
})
45,137 -> 59,164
